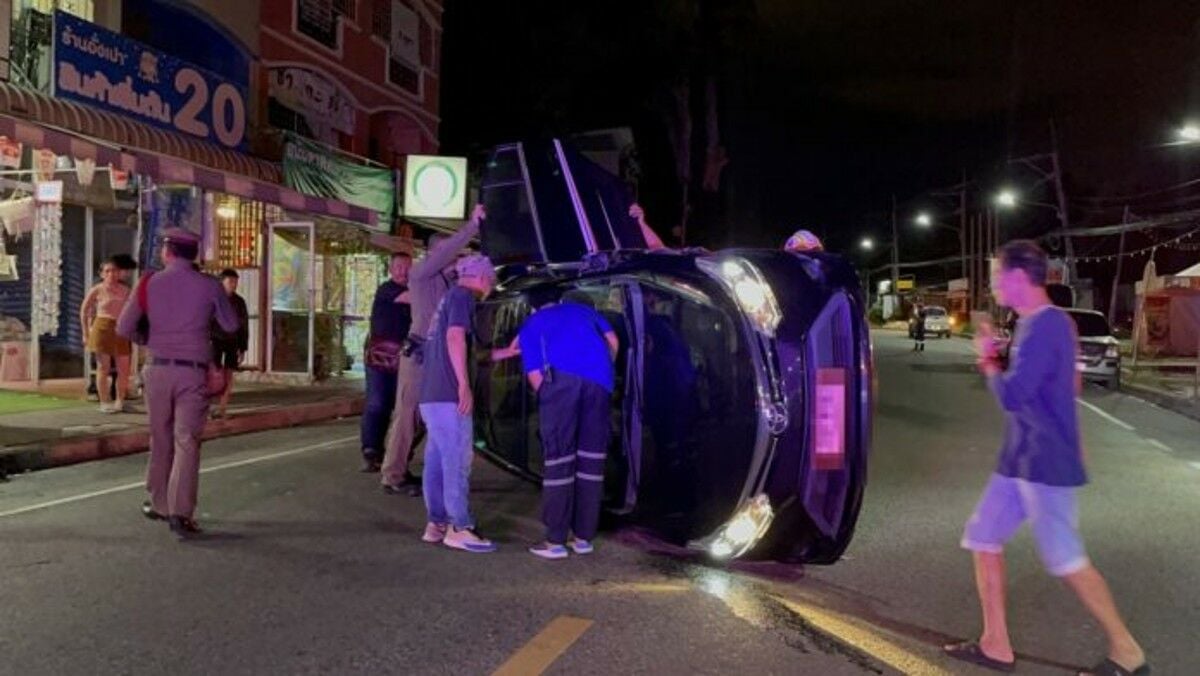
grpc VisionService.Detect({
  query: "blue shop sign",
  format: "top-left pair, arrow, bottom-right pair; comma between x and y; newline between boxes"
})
52,11 -> 248,149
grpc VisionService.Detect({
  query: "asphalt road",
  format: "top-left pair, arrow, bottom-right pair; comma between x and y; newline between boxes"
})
1,330 -> 1197,674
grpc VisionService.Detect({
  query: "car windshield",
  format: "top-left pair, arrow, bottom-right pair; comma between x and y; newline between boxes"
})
925,307 -> 946,316
1069,312 -> 1111,337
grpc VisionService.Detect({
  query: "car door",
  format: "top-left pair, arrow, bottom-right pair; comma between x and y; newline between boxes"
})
477,139 -> 645,267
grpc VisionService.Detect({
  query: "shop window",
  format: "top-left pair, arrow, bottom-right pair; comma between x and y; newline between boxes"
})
213,197 -> 264,270
296,0 -> 339,50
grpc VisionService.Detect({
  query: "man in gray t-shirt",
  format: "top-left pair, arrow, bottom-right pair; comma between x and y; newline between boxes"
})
945,240 -> 1147,676
416,254 -> 497,554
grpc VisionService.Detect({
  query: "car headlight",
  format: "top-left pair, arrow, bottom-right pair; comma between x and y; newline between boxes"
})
697,257 -> 783,337
1105,345 -> 1119,359
948,316 -> 957,327
696,494 -> 775,559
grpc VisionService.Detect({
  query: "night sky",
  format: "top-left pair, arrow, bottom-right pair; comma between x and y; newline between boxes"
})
440,1 -> 1200,275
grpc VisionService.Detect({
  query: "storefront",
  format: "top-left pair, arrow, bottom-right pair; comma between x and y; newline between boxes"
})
0,84 -> 380,389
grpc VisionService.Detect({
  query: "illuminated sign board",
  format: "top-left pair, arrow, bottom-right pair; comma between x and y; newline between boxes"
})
404,155 -> 467,219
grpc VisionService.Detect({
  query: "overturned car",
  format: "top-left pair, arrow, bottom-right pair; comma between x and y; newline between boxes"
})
470,140 -> 873,563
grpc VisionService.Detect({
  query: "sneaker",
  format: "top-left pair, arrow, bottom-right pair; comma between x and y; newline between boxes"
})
443,527 -> 497,553
421,522 -> 448,543
99,403 -> 117,414
529,542 -> 569,560
569,538 -> 594,555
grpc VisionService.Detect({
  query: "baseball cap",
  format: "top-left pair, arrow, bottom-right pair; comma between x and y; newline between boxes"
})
455,254 -> 495,279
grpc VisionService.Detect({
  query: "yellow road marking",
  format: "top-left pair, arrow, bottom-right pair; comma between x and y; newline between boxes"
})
492,615 -> 594,676
773,596 -> 952,676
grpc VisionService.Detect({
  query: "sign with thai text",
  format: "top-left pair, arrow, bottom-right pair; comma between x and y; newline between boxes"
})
283,133 -> 395,231
52,11 -> 247,149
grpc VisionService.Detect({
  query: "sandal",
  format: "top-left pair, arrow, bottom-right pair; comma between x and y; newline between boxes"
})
1079,658 -> 1151,676
943,641 -> 1016,673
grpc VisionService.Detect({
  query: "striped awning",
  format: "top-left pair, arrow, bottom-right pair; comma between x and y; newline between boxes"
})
0,82 -> 376,228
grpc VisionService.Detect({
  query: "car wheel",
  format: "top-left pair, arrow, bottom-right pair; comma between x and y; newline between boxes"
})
1106,372 -> 1121,391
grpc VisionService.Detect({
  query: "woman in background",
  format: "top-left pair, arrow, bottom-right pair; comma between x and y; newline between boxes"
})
80,257 -> 132,413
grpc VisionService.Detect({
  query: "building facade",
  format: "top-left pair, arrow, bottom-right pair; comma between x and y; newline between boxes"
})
0,0 -> 443,387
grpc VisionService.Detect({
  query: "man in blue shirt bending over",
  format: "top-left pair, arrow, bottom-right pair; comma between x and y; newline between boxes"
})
493,285 -> 619,560
946,240 -> 1147,676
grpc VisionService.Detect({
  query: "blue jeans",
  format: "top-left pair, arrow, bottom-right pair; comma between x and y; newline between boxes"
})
361,366 -> 398,458
419,402 -> 475,529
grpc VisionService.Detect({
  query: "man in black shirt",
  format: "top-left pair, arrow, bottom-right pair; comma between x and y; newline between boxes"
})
361,252 -> 412,472
211,269 -> 251,419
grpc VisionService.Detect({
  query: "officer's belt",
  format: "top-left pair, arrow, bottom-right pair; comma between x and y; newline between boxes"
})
150,358 -> 210,370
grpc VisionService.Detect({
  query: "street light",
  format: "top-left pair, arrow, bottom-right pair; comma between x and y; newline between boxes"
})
995,189 -> 1018,208
860,237 -> 874,251
914,212 -> 932,228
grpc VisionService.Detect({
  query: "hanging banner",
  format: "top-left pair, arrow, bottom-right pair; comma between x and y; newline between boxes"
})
52,10 -> 248,149
0,136 -> 21,168
34,149 -> 56,181
75,157 -> 96,186
390,1 -> 419,66
109,166 -> 129,190
282,133 -> 395,231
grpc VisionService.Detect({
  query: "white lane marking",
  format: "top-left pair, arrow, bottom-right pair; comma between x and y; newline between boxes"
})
0,435 -> 357,519
1147,438 -> 1174,454
1078,399 -> 1136,431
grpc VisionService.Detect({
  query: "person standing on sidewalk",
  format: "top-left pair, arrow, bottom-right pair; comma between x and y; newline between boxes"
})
380,204 -> 485,496
417,253 -> 496,553
117,228 -> 241,539
945,240 -> 1148,676
80,257 -> 132,413
492,286 -> 619,560
360,252 -> 412,472
210,269 -> 250,420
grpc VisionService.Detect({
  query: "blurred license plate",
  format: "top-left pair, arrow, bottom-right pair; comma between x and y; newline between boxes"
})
814,368 -> 846,470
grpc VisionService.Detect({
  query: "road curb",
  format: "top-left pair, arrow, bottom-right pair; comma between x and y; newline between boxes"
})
0,397 -> 363,475
1120,380 -> 1200,422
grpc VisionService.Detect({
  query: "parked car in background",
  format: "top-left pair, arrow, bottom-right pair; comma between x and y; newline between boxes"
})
1065,309 -> 1121,389
909,305 -> 952,338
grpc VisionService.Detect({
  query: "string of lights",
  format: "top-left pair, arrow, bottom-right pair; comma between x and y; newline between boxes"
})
1068,228 -> 1200,263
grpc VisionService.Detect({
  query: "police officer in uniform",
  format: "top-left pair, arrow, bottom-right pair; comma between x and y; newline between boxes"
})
117,228 -> 240,538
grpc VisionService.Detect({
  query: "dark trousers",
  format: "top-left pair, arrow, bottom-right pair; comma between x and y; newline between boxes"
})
361,365 -> 398,457
537,372 -> 610,544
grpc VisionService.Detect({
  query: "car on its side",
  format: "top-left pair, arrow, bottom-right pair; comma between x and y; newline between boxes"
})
472,140 -> 874,564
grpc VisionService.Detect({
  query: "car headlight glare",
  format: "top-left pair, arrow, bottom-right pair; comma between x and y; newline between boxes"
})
699,494 -> 775,559
697,257 -> 783,338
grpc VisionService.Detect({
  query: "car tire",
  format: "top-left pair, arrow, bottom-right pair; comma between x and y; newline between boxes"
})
1106,372 -> 1121,391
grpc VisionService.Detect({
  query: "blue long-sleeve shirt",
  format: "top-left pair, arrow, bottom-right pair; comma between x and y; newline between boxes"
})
987,305 -> 1087,487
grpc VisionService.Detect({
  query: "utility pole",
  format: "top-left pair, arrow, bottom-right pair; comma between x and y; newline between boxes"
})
1049,121 -> 1078,283
958,170 -> 968,281
1108,206 -> 1130,325
890,194 -> 900,291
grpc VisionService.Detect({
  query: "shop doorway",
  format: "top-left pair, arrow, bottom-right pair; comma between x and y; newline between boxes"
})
266,222 -> 315,376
